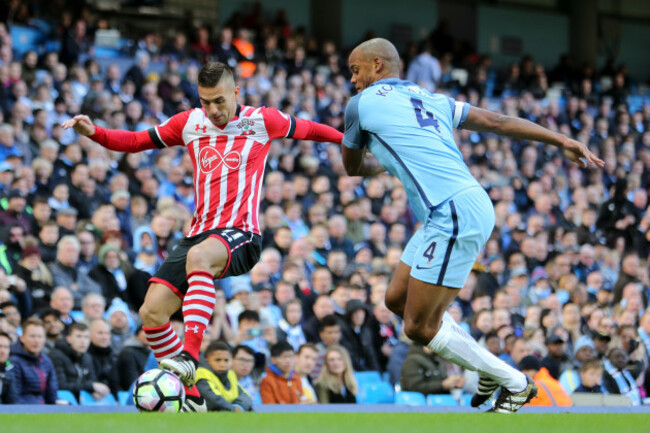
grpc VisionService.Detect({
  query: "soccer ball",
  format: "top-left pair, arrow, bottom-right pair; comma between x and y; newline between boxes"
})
133,368 -> 185,413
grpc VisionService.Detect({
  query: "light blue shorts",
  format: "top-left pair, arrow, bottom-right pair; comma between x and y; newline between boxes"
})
401,186 -> 495,288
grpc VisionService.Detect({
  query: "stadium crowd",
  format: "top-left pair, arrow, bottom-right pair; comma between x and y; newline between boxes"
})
0,1 -> 650,409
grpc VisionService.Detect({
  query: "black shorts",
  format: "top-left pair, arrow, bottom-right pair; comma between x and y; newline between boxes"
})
150,228 -> 262,298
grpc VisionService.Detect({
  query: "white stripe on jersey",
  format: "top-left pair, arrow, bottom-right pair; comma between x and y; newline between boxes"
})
246,151 -> 270,232
452,102 -> 464,128
244,171 -> 258,233
210,136 -> 236,231
226,138 -> 255,228
196,136 -> 215,235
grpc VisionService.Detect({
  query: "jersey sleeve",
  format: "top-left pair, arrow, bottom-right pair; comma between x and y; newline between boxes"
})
148,110 -> 192,148
447,98 -> 470,130
342,94 -> 365,149
261,106 -> 296,140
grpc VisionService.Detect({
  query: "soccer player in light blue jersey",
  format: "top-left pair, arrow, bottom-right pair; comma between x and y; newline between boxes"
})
342,38 -> 604,413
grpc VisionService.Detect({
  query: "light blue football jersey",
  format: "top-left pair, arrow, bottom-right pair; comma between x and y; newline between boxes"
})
343,78 -> 480,222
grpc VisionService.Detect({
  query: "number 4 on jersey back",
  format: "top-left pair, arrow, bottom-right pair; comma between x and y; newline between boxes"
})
410,97 -> 441,133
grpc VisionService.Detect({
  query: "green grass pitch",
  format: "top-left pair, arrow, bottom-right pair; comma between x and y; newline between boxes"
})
3,413 -> 648,433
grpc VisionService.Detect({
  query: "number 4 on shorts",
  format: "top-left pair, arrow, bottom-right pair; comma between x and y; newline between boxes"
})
422,241 -> 437,264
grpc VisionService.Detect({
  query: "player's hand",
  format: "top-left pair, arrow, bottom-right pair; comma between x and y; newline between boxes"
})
61,115 -> 96,137
561,138 -> 604,168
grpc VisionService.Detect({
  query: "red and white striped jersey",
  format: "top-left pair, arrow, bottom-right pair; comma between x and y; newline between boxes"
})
150,105 -> 296,237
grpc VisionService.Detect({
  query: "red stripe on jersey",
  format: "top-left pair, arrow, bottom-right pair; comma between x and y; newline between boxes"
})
235,141 -> 267,233
242,106 -> 255,117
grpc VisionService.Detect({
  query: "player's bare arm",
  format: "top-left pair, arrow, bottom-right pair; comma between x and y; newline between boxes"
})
462,106 -> 605,169
62,114 -> 158,153
341,145 -> 386,176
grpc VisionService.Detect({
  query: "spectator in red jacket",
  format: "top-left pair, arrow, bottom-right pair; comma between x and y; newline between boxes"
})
259,341 -> 303,404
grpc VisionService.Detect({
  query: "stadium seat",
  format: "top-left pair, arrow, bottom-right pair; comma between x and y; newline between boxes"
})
426,394 -> 459,406
118,391 -> 132,406
357,381 -> 394,404
394,391 -> 426,406
57,390 -> 78,405
354,371 -> 382,386
93,46 -> 122,58
79,390 -> 117,405
9,25 -> 45,56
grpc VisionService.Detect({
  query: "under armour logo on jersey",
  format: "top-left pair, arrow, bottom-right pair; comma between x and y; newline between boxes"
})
198,147 -> 242,173
185,324 -> 201,334
195,124 -> 207,133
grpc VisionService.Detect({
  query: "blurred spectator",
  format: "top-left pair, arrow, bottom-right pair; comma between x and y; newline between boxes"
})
295,343 -> 319,403
406,40 -> 441,93
79,293 -> 105,327
195,341 -> 253,412
40,308 -> 64,356
88,319 -> 120,396
259,341 -> 303,404
341,299 -> 379,372
519,355 -> 572,406
116,324 -> 150,390
401,343 -> 465,395
49,287 -> 75,326
48,235 -> 102,309
14,245 -> 54,313
49,322 -> 109,401
559,336 -> 597,393
276,298 -> 306,351
0,330 -> 18,404
602,347 -> 641,405
314,345 -> 357,404
9,318 -> 58,404
540,334 -> 571,380
232,344 -> 257,397
107,301 -> 133,354
574,359 -> 604,393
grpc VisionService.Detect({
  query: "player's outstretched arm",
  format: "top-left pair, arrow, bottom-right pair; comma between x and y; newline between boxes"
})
462,107 -> 605,169
61,115 -> 158,153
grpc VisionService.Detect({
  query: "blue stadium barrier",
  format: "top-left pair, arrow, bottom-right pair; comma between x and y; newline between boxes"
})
10,25 -> 45,56
357,382 -> 394,404
117,391 -> 131,406
79,390 -> 117,405
56,390 -> 78,405
92,46 -> 123,58
44,39 -> 61,53
461,394 -> 473,407
426,394 -> 459,406
394,391 -> 426,406
354,371 -> 382,386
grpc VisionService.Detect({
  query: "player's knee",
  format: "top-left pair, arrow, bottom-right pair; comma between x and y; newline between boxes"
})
403,316 -> 438,344
186,244 -> 210,269
139,301 -> 165,327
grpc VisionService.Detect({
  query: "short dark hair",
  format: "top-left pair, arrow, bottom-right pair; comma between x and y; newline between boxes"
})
233,344 -> 255,359
0,331 -> 11,341
270,341 -> 294,358
198,62 -> 234,87
68,323 -> 88,334
318,314 -> 341,332
297,343 -> 318,355
40,308 -> 62,320
205,340 -> 232,357
238,310 -> 260,324
0,301 -> 18,310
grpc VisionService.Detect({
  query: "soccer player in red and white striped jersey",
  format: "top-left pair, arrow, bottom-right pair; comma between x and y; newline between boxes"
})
62,62 -> 343,411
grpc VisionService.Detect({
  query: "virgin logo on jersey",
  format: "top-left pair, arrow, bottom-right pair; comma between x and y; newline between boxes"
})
199,147 -> 242,173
